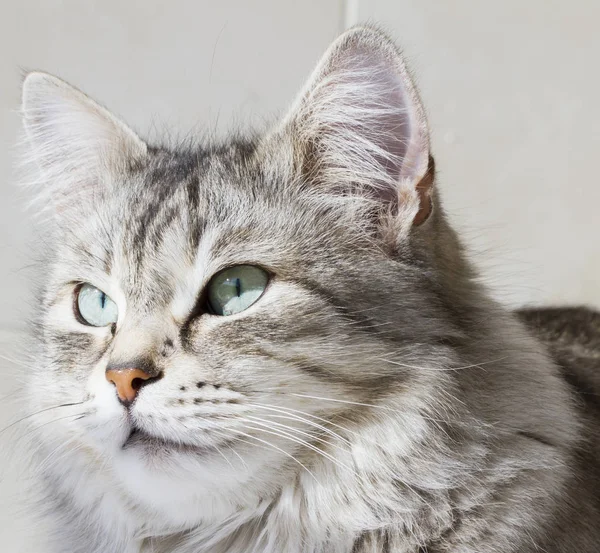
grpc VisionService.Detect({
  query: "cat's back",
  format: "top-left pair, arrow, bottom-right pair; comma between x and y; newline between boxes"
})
516,306 -> 600,552
517,306 -> 600,397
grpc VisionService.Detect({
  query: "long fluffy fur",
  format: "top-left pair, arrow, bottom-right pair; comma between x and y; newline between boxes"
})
9,26 -> 600,553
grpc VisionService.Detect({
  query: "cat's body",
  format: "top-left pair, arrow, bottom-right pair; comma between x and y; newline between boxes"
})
511,307 -> 600,552
13,26 -> 599,552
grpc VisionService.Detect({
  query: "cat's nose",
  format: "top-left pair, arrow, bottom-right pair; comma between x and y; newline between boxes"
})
105,366 -> 161,406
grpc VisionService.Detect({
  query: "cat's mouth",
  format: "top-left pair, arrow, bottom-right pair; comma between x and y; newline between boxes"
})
122,426 -> 233,456
123,427 -> 194,452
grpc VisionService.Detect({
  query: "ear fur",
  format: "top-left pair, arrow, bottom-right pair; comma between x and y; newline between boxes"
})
280,26 -> 434,234
21,72 -> 147,216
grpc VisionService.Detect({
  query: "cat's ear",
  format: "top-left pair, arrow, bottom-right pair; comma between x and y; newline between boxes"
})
281,26 -> 433,233
21,72 -> 147,214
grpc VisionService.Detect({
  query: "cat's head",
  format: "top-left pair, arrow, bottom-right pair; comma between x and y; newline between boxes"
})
21,27 -> 466,530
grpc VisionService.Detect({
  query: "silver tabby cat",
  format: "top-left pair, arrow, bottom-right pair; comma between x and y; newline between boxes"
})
16,26 -> 600,553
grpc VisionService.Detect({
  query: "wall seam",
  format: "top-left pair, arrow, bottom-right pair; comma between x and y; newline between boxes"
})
342,0 -> 360,30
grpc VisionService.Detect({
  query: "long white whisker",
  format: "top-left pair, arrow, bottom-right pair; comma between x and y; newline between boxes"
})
244,414 -> 349,454
255,402 -> 364,440
218,426 -> 319,483
247,403 -> 352,445
225,442 -> 249,470
0,401 -> 86,436
213,443 -> 235,470
13,411 -> 88,448
236,419 -> 354,474
378,355 -> 510,372
33,433 -> 84,477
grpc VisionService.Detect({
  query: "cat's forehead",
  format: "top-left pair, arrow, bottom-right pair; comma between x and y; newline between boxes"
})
56,139 -> 371,317
66,143 -> 305,303
115,144 -> 269,249
106,146 -> 270,285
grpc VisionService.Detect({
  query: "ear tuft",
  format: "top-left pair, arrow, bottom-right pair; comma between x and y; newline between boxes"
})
21,72 -> 147,215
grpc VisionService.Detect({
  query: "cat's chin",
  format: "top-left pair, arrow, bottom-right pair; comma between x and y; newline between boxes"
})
108,433 -> 273,530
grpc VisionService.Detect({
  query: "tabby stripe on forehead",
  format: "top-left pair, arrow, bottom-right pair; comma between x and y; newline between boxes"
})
185,170 -> 205,256
130,185 -> 175,257
145,204 -> 180,249
103,246 -> 113,275
126,154 -> 195,262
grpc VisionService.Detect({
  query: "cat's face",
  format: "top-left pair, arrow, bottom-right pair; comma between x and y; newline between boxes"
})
22,28 -> 456,528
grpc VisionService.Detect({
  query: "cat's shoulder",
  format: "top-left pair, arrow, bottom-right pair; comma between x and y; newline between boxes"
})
517,306 -> 600,348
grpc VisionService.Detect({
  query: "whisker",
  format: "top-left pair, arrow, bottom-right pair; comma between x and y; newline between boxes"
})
378,355 -> 510,372
244,414 -> 349,454
0,401 -> 86,436
219,426 -> 319,483
255,403 -> 364,441
288,393 -> 409,415
213,444 -> 235,470
0,352 -> 32,370
235,419 -> 354,474
282,392 -> 466,428
12,411 -> 88,448
247,403 -> 353,445
225,442 -> 248,470
32,433 -> 84,477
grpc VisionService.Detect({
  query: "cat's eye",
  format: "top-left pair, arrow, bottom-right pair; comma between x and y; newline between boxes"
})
206,265 -> 269,316
75,283 -> 118,327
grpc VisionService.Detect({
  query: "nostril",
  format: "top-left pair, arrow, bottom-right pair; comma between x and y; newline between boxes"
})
131,377 -> 144,391
133,371 -> 164,392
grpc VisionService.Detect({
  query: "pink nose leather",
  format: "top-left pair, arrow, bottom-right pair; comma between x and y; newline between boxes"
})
105,367 -> 152,404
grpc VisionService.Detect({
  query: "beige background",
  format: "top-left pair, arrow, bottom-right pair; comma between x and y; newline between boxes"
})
0,0 -> 598,549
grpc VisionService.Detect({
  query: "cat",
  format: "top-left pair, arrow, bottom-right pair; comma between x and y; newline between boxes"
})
13,25 -> 600,553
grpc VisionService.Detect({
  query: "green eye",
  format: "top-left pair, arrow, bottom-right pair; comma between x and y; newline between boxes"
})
206,265 -> 269,316
76,283 -> 118,327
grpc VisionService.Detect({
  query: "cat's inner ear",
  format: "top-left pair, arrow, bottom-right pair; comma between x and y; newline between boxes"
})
283,27 -> 433,230
21,72 -> 147,214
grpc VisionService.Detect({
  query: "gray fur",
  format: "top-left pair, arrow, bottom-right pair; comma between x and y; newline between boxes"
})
12,26 -> 600,552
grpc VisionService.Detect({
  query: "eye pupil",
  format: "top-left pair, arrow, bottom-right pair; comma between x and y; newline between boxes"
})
100,292 -> 106,309
235,278 -> 241,297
